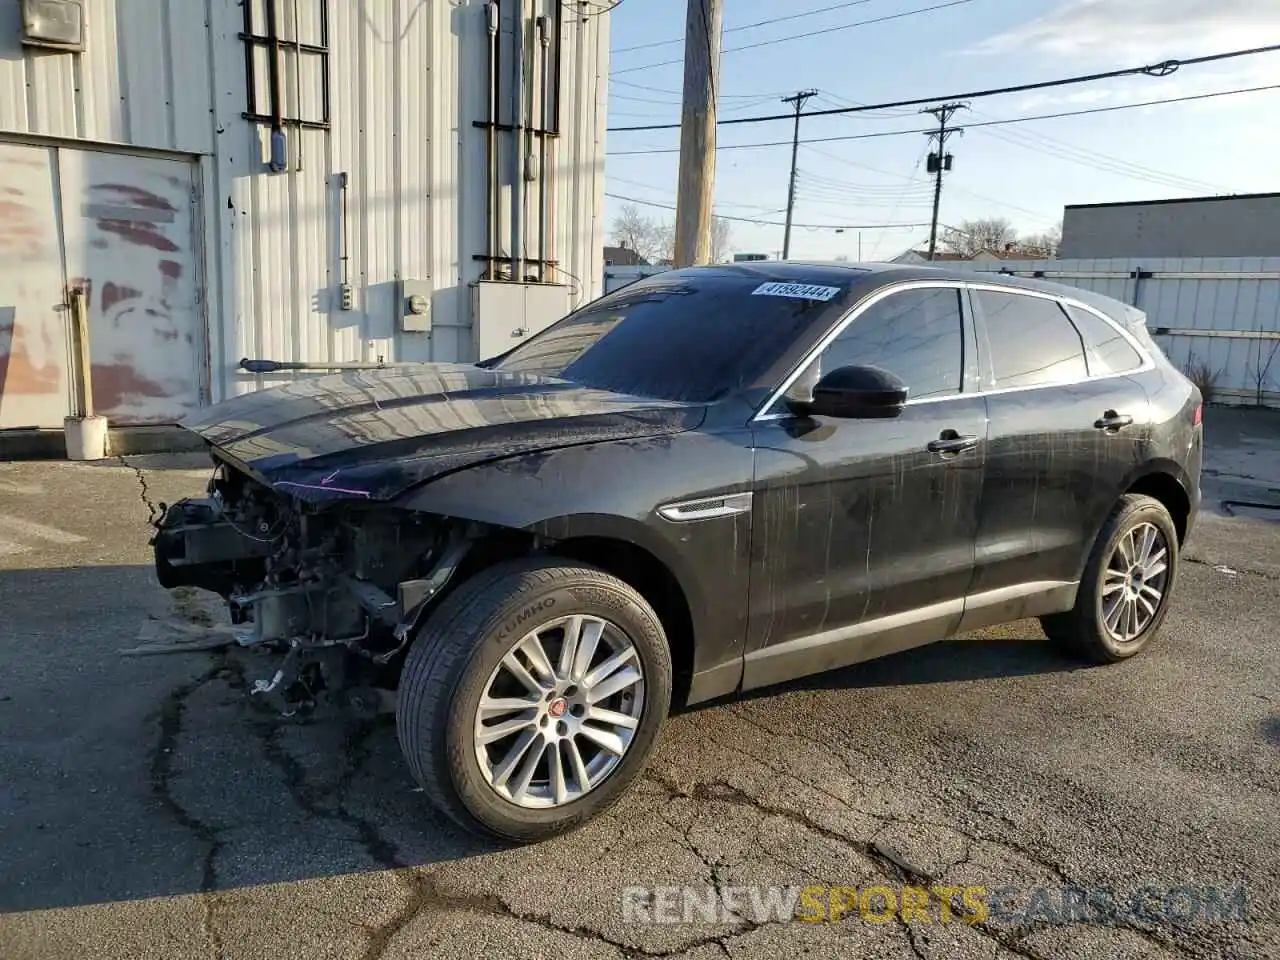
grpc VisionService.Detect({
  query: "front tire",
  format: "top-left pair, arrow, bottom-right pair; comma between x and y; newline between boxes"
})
396,557 -> 672,842
1040,494 -> 1180,663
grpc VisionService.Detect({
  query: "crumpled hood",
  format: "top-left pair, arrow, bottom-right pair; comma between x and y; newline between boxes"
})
183,363 -> 704,503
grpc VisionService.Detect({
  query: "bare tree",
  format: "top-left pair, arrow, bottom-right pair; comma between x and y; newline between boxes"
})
1247,337 -> 1280,406
610,204 -> 731,265
609,204 -> 666,263
654,220 -> 675,265
940,217 -> 1016,257
1014,221 -> 1063,259
711,216 -> 732,263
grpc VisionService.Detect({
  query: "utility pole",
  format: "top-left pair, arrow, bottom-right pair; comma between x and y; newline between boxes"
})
922,101 -> 967,261
673,0 -> 724,267
781,89 -> 817,260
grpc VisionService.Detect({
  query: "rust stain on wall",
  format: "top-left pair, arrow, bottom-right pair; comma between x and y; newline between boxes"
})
0,195 -> 43,259
0,312 -> 61,394
98,219 -> 180,252
79,173 -> 198,424
91,362 -> 168,412
101,283 -> 143,313
93,184 -> 180,252
95,184 -> 176,211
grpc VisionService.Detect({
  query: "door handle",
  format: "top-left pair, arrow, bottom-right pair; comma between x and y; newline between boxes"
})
1094,411 -> 1133,431
927,433 -> 979,455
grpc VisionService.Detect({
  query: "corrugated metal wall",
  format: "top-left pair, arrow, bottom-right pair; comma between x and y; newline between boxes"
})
973,258 -> 1280,407
1,0 -> 609,407
0,0 -> 213,152
205,0 -> 610,402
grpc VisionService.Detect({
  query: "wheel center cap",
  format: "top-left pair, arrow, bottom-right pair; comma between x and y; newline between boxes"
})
547,697 -> 568,719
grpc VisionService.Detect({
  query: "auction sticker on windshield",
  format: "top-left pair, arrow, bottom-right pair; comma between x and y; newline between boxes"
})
751,282 -> 842,301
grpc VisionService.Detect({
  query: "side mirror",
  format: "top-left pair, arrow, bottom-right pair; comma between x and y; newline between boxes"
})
786,364 -> 908,419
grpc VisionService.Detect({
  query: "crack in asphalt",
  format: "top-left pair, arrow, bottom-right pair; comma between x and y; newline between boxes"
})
148,653 -> 239,960
245,712 -> 433,960
146,640 -> 1212,960
118,455 -> 161,523
638,768 -> 1217,960
1184,555 -> 1279,581
722,707 -> 1079,887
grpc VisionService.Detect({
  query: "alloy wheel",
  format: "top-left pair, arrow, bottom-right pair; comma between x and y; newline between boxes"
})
1100,521 -> 1170,642
473,614 -> 646,808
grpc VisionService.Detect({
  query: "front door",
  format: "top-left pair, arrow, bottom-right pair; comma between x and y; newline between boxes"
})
742,284 -> 986,689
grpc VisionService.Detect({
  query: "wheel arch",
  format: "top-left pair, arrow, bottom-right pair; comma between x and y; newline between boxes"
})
545,533 -> 697,708
424,511 -> 707,707
1125,470 -> 1192,545
1121,460 -> 1194,545
1072,461 -> 1195,582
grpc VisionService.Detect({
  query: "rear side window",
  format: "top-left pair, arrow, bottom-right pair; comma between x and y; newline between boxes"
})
818,287 -> 964,400
975,291 -> 1088,389
1065,304 -> 1144,375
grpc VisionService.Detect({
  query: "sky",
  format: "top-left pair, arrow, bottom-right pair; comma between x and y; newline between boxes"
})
601,0 -> 1280,261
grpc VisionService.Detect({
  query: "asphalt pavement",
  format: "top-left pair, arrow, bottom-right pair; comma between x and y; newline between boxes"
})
1,407 -> 1277,960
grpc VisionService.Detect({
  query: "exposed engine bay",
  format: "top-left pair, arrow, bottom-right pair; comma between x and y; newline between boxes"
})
151,457 -> 483,715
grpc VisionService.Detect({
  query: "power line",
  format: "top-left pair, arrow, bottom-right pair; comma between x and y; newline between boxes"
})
609,78 -> 786,100
796,173 -> 935,199
609,82 -> 1280,155
873,150 -> 931,258
971,124 -> 1221,194
605,192 -> 932,230
568,0 -> 625,18
608,43 -> 1280,130
612,0 -> 980,75
813,90 -> 917,120
614,0 -> 877,54
805,150 -> 1070,223
608,174 -> 791,213
963,106 -> 1225,193
800,144 -> 915,179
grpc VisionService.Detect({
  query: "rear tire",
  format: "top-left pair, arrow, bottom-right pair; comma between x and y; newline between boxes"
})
1040,494 -> 1180,664
396,557 -> 672,843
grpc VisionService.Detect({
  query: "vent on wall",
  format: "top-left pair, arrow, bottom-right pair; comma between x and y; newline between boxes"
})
21,0 -> 84,51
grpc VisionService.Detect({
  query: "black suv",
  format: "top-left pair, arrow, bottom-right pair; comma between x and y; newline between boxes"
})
154,263 -> 1203,841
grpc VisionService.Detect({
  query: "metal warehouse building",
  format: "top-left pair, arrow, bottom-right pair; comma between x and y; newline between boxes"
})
0,0 -> 609,433
1060,193 -> 1280,260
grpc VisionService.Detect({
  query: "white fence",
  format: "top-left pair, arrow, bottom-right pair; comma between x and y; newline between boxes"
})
971,258 -> 1280,408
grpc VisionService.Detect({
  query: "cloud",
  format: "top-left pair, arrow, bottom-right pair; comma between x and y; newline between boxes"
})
978,0 -> 1280,61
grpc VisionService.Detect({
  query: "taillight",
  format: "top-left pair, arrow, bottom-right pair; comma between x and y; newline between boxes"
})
1193,402 -> 1203,426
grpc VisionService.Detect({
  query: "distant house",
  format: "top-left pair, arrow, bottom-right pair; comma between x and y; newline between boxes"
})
603,244 -> 649,267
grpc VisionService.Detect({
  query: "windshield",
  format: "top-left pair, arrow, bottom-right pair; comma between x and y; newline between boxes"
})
487,272 -> 846,402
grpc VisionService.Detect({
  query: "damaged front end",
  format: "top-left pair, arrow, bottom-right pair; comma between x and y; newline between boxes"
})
151,457 -> 475,715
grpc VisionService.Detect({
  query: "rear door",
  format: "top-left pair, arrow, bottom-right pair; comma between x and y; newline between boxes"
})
968,288 -> 1151,600
743,284 -> 987,688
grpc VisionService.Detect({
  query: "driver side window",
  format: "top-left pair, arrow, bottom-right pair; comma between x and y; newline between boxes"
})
793,286 -> 965,404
